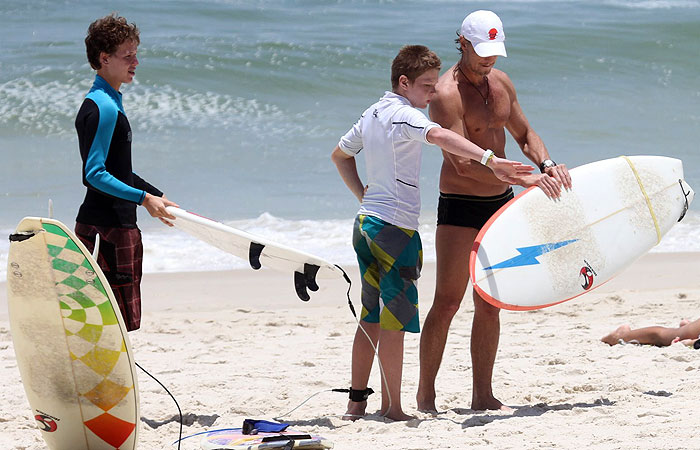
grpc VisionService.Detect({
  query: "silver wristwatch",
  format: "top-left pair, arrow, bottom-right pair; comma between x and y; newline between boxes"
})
539,159 -> 557,173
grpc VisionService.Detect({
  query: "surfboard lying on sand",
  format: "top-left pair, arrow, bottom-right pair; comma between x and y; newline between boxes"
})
6,217 -> 139,450
470,155 -> 694,311
199,428 -> 333,449
166,207 -> 346,301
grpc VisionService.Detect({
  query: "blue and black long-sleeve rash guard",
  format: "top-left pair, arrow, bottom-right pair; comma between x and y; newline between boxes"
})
75,75 -> 163,228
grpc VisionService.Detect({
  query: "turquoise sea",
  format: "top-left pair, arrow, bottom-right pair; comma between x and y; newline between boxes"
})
1,0 -> 699,279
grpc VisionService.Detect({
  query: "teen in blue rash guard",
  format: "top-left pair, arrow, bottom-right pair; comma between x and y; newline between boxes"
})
75,14 -> 178,331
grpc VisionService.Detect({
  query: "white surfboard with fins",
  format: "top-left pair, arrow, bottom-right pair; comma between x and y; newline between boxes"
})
166,207 -> 346,301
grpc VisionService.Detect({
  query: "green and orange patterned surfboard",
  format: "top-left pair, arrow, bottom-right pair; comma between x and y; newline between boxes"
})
7,217 -> 139,450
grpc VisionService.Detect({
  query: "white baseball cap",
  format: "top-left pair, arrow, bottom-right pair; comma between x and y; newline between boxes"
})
460,10 -> 507,58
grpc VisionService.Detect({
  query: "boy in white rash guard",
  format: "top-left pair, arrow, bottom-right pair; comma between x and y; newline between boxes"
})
331,45 -> 534,421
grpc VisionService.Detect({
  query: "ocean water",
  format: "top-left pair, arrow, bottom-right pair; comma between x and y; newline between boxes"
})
1,0 -> 699,281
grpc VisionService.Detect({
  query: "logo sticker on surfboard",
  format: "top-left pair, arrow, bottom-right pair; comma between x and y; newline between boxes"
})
579,260 -> 597,290
34,411 -> 60,433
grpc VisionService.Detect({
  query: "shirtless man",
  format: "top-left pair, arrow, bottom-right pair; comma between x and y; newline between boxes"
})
416,10 -> 572,412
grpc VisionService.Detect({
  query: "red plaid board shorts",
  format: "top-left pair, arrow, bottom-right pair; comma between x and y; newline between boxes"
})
74,223 -> 143,331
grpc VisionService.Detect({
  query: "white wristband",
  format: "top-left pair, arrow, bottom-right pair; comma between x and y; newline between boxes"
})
480,149 -> 495,166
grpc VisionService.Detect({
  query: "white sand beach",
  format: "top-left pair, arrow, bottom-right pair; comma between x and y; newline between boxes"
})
1,252 -> 699,450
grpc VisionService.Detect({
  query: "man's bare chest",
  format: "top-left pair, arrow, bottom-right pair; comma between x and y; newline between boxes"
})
459,82 -> 510,135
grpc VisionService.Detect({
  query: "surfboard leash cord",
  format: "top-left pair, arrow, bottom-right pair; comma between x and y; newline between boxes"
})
134,361 -> 183,449
334,264 -> 392,419
134,264 -> 391,441
274,265 -> 392,420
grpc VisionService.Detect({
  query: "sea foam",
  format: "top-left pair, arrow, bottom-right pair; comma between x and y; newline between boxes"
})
1,211 -> 698,283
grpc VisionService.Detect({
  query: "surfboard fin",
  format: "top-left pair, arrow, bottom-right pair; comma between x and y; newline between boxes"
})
293,264 -> 321,302
248,242 -> 265,270
294,271 -> 311,302
303,263 -> 320,292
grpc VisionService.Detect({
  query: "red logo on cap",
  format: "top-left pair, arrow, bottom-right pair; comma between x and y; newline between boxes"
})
488,28 -> 498,40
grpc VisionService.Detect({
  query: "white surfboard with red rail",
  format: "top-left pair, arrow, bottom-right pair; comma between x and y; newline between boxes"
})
470,155 -> 694,310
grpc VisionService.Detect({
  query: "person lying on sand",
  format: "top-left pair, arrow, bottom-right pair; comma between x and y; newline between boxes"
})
601,318 -> 700,347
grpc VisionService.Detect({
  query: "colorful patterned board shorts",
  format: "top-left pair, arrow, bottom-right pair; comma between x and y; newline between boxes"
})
353,214 -> 422,333
74,223 -> 143,331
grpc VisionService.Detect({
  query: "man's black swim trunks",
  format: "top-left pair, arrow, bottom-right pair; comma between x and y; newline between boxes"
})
437,188 -> 514,230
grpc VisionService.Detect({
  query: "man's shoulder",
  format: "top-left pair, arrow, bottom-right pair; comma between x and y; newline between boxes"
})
490,67 -> 509,80
430,71 -> 461,123
435,67 -> 458,94
489,68 -> 514,90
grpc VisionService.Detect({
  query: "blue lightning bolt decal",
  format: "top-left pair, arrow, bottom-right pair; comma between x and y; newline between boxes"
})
484,239 -> 579,270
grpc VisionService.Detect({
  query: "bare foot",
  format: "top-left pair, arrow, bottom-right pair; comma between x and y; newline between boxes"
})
342,400 -> 366,421
601,324 -> 631,346
471,396 -> 513,412
379,408 -> 414,421
679,318 -> 690,327
416,391 -> 438,414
